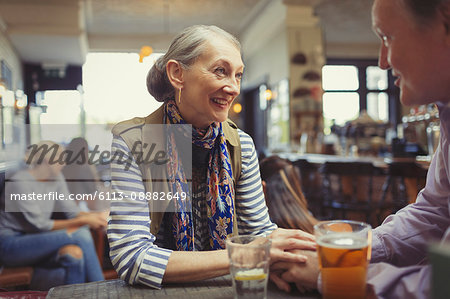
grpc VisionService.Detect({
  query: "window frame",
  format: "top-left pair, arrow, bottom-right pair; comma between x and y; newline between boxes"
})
325,58 -> 401,126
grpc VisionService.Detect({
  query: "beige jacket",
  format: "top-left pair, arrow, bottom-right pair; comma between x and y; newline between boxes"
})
112,104 -> 241,236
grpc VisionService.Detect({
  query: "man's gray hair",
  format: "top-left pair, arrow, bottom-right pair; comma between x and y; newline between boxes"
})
402,0 -> 450,24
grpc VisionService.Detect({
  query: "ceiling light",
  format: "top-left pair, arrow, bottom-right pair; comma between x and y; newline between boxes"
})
233,103 -> 242,114
139,46 -> 153,63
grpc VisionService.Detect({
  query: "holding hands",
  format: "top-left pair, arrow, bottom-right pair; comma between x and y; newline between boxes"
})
267,228 -> 316,264
267,228 -> 320,293
270,249 -> 320,293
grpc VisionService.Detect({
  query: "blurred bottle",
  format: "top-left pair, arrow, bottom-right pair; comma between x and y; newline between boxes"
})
427,122 -> 440,156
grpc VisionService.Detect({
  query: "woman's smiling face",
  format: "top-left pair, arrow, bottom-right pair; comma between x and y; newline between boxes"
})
177,35 -> 244,128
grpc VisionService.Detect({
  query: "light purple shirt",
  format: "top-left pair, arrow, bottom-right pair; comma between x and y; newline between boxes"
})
368,101 -> 450,299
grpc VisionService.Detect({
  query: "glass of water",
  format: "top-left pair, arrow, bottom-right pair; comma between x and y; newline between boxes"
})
226,235 -> 271,299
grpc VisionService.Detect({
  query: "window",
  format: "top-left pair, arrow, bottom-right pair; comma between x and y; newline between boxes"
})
322,59 -> 398,134
322,66 -> 360,130
267,79 -> 290,150
82,52 -> 164,124
366,66 -> 389,122
37,90 -> 82,144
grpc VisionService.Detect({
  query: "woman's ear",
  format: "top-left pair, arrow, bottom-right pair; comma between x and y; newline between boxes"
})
166,59 -> 184,89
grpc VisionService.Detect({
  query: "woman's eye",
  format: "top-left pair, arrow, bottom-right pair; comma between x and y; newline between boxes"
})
236,73 -> 243,81
214,67 -> 226,75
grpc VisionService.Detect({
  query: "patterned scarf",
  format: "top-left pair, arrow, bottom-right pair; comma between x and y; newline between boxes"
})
164,100 -> 235,251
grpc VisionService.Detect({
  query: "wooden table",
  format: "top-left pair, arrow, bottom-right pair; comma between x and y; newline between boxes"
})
47,276 -> 320,299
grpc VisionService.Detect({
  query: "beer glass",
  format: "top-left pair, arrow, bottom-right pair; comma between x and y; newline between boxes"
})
226,235 -> 271,299
314,220 -> 372,299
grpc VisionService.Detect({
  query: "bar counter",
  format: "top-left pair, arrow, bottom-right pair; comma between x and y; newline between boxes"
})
277,152 -> 431,169
276,152 -> 429,221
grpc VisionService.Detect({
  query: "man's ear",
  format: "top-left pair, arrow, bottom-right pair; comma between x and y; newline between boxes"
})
166,59 -> 184,89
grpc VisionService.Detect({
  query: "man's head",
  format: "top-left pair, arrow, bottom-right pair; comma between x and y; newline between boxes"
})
372,0 -> 450,106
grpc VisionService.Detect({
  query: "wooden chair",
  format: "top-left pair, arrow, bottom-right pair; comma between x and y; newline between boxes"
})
0,267 -> 34,289
90,228 -> 118,280
0,172 -> 34,290
377,161 -> 428,222
292,159 -> 323,217
261,157 -> 318,234
320,161 -> 382,226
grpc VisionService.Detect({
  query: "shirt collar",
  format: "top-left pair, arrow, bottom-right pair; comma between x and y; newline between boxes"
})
436,101 -> 450,110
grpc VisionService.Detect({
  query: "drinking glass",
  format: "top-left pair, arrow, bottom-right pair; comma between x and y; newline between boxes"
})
314,220 -> 372,299
226,235 -> 271,299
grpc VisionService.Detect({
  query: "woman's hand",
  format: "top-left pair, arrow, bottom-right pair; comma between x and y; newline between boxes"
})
267,228 -> 316,264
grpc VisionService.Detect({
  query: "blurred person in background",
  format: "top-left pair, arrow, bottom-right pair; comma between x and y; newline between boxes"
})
269,1 -> 450,298
0,141 -> 107,290
62,137 -> 108,212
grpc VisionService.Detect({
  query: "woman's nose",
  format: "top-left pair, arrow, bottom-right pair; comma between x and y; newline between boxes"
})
224,78 -> 240,96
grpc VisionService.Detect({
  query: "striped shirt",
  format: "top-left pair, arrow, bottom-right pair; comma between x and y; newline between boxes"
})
107,129 -> 276,289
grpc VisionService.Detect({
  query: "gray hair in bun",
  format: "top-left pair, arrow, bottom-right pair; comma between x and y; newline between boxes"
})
146,25 -> 241,102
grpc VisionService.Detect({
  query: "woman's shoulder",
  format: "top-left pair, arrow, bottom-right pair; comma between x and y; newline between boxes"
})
235,129 -> 258,165
111,117 -> 147,137
236,129 -> 255,146
112,105 -> 165,137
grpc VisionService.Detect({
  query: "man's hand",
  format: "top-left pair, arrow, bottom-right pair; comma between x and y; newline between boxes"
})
270,249 -> 320,293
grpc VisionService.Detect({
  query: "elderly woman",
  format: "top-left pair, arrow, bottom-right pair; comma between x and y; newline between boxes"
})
0,141 -> 107,289
107,25 -> 315,289
270,1 -> 450,298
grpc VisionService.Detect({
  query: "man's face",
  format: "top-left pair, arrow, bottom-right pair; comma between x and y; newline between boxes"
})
372,0 -> 450,106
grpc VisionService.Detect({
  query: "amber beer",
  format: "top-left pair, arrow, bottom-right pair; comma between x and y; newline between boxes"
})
315,221 -> 372,299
